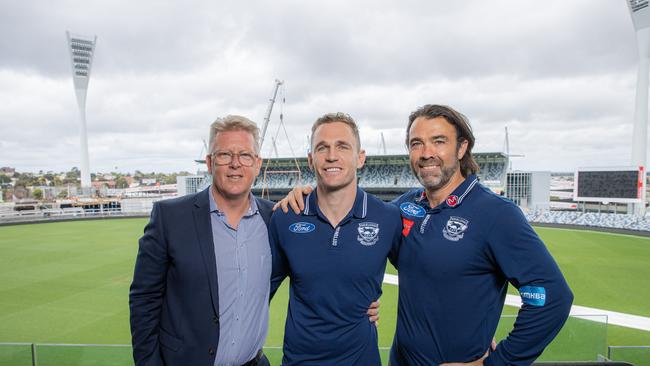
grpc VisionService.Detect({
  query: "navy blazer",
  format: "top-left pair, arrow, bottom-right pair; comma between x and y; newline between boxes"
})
129,188 -> 274,366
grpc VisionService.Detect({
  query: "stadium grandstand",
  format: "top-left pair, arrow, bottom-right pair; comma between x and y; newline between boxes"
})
8,151 -> 650,233
525,210 -> 650,233
250,152 -> 509,201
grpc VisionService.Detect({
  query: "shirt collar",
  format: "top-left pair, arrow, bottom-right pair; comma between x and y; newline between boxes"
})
414,175 -> 479,209
444,175 -> 479,208
208,185 -> 258,216
303,186 -> 368,219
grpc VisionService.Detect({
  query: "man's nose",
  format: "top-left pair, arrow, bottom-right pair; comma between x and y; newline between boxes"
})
421,142 -> 436,159
326,149 -> 338,161
229,154 -> 242,168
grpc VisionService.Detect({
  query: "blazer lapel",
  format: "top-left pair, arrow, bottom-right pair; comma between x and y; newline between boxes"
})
192,188 -> 220,316
256,197 -> 273,226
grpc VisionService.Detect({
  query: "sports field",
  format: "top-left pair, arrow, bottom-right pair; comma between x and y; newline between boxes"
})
0,218 -> 649,365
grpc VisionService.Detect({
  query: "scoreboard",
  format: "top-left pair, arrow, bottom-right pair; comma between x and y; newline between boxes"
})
574,166 -> 645,203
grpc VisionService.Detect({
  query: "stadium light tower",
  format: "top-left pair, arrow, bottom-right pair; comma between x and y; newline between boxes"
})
66,31 -> 97,194
626,0 -> 650,215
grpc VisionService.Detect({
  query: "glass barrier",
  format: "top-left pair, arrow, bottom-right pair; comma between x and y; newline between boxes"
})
262,346 -> 390,365
33,344 -> 132,366
495,314 -> 609,361
0,343 -> 32,366
608,345 -> 650,366
0,344 -> 384,366
0,314 -> 632,366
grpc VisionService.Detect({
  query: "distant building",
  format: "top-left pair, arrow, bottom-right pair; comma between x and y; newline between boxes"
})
506,171 -> 551,210
0,167 -> 15,175
177,175 -> 210,196
92,180 -> 116,190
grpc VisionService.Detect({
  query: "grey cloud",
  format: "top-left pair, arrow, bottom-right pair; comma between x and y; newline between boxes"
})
1,0 -> 647,173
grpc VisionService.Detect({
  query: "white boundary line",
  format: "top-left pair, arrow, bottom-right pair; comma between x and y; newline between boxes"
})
382,273 -> 650,332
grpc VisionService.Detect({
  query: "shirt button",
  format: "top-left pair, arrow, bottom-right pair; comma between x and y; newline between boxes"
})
231,340 -> 235,345
240,292 -> 243,297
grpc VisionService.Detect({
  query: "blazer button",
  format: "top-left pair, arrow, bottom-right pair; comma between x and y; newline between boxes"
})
208,347 -> 215,355
213,316 -> 218,324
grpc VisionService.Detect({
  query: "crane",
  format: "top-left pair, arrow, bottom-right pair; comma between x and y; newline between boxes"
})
259,79 -> 284,152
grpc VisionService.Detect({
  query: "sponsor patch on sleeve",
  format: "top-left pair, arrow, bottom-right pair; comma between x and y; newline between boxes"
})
519,286 -> 546,306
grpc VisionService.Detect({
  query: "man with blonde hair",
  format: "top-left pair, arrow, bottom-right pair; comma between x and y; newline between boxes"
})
130,115 -> 274,366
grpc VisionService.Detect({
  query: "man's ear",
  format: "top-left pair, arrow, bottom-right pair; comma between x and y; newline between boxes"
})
253,155 -> 263,176
307,152 -> 314,171
457,139 -> 468,160
357,149 -> 366,169
206,154 -> 213,175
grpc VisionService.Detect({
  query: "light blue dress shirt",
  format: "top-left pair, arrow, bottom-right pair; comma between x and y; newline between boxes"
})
209,188 -> 271,366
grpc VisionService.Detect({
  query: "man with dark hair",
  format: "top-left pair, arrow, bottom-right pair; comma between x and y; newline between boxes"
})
391,104 -> 573,365
277,105 -> 573,366
404,104 -> 480,177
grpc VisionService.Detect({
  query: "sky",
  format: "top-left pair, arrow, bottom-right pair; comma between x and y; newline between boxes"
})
0,0 -> 645,174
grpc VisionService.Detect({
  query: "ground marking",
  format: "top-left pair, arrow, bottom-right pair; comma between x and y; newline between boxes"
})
382,273 -> 650,332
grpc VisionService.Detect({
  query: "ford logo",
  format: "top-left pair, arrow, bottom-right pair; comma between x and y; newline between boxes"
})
289,222 -> 316,233
400,202 -> 426,218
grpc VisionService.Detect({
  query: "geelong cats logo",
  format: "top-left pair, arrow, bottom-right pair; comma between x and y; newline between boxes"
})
357,222 -> 380,246
442,216 -> 469,242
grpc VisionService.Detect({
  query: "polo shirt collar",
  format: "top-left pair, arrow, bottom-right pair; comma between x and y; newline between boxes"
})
208,185 -> 258,217
303,186 -> 368,219
414,175 -> 479,209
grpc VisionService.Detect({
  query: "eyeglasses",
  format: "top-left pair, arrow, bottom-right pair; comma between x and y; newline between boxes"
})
211,151 -> 258,167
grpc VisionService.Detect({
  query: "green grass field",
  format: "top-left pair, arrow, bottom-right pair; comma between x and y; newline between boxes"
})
1,219 -> 649,365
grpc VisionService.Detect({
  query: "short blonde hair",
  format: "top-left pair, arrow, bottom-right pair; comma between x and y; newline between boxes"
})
208,115 -> 261,153
311,112 -> 361,151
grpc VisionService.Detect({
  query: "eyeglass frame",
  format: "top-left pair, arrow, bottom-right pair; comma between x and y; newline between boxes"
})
209,150 -> 259,167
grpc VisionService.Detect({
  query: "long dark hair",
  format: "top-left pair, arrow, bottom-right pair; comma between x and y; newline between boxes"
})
406,104 -> 479,177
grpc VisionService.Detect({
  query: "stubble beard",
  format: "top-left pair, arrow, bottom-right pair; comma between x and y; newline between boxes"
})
414,157 -> 460,192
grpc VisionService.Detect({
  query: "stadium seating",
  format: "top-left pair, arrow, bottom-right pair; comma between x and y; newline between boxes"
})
253,159 -> 507,190
524,210 -> 650,232
482,161 -> 508,182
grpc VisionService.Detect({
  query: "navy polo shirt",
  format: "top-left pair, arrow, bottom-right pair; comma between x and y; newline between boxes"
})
270,187 -> 402,366
390,175 -> 573,366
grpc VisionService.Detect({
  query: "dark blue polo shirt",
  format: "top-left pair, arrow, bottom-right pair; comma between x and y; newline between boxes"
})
270,187 -> 401,366
390,175 -> 573,366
